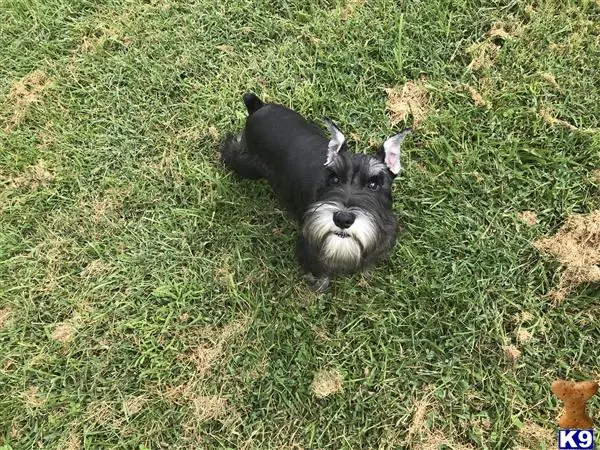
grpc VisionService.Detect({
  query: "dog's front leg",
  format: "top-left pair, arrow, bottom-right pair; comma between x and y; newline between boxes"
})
296,236 -> 330,293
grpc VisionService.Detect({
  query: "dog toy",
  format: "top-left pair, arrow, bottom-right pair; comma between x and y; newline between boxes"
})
551,379 -> 598,429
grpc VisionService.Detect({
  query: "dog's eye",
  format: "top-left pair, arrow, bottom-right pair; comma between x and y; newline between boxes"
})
367,179 -> 380,190
329,173 -> 340,185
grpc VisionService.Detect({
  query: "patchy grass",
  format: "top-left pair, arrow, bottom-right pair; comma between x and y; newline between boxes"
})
1,0 -> 599,448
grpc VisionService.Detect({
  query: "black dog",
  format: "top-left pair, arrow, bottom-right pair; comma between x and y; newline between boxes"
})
221,93 -> 411,292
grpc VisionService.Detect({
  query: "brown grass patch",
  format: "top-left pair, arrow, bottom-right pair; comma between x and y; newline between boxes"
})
216,44 -> 235,54
535,210 -> 600,302
310,369 -> 343,398
81,259 -> 111,277
467,22 -> 518,72
516,422 -> 553,449
540,72 -> 559,89
519,211 -> 538,226
7,160 -> 55,190
2,70 -> 52,132
191,395 -> 229,422
405,397 -> 430,443
123,395 -> 146,416
417,431 -> 476,450
22,386 -> 44,408
503,344 -> 522,361
341,0 -> 365,19
385,79 -> 430,128
467,85 -> 488,107
539,106 -> 599,134
65,432 -> 82,450
184,317 -> 250,378
467,41 -> 500,71
51,322 -> 76,344
592,170 -> 600,184
516,328 -> 533,344
0,308 -> 12,329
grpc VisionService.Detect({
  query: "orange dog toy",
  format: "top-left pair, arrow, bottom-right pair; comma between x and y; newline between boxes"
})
551,379 -> 598,429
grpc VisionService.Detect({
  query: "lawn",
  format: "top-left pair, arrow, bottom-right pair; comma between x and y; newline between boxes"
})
1,0 -> 599,448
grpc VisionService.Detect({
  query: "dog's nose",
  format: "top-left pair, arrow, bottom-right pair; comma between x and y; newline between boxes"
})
333,211 -> 356,229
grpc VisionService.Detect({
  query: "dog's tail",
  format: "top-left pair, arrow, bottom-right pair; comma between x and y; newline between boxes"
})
243,92 -> 264,115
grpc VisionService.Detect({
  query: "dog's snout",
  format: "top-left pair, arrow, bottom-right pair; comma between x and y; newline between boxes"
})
333,211 -> 356,229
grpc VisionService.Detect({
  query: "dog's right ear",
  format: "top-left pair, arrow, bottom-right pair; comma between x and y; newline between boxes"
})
324,118 -> 347,166
377,129 -> 412,177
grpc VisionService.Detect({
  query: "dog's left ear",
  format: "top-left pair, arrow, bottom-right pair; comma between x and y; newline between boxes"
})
324,118 -> 347,165
377,129 -> 412,177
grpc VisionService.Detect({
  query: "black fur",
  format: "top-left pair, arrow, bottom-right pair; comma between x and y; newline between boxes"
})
221,93 -> 409,291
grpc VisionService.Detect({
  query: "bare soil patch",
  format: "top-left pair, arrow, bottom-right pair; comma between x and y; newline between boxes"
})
535,210 -> 600,302
310,369 -> 343,398
385,79 -> 430,128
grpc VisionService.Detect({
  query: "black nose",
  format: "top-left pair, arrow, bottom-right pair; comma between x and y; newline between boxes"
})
333,211 -> 356,229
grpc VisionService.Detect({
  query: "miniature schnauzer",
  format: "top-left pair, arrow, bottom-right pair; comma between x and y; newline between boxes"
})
221,93 -> 411,292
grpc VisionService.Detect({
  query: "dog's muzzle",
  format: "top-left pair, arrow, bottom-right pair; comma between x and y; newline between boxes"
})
302,201 -> 378,270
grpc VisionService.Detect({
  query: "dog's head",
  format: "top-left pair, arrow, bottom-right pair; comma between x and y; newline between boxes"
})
302,119 -> 411,272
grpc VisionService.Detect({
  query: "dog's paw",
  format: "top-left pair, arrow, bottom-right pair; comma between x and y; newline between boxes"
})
303,274 -> 330,293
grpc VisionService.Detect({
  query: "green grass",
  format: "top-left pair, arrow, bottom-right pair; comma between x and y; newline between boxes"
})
1,0 -> 599,448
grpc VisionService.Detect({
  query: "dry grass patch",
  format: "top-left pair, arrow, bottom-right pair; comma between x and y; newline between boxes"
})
539,105 -> 599,134
417,431 -> 477,450
0,308 -> 13,329
385,79 -> 430,128
503,344 -> 522,361
519,211 -> 538,226
535,210 -> 600,302
6,160 -> 55,190
2,70 -> 52,132
191,395 -> 230,422
540,72 -> 559,89
516,328 -> 533,345
310,369 -> 343,398
22,385 -> 44,408
81,259 -> 111,278
466,85 -> 488,107
341,0 -> 365,19
180,317 -> 250,379
467,40 -> 500,71
405,396 -> 430,444
467,22 -> 519,72
52,322 -> 77,344
516,422 -> 553,449
123,395 -> 146,417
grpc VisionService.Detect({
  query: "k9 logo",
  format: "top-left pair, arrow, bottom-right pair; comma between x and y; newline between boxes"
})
558,430 -> 594,450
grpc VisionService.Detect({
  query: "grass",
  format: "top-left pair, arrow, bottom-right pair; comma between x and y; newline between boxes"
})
1,0 -> 599,448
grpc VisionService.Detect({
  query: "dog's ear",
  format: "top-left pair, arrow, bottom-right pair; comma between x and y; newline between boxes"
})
377,129 -> 412,177
324,118 -> 347,165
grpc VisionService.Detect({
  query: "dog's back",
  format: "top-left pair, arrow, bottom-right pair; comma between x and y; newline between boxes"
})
223,93 -> 330,218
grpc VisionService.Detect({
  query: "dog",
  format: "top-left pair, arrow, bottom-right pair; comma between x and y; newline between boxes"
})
221,93 -> 411,292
